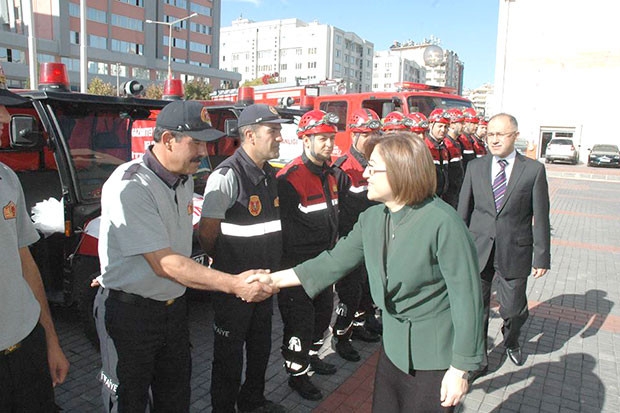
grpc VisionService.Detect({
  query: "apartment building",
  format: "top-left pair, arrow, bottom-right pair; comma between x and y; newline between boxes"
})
386,40 -> 464,94
0,0 -> 240,90
219,17 -> 373,93
371,50 -> 426,91
463,83 -> 494,116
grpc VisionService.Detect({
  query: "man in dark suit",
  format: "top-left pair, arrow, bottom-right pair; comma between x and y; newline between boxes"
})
458,113 -> 550,379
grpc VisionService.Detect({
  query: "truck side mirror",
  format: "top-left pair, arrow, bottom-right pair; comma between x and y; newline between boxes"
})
225,118 -> 239,137
10,115 -> 44,149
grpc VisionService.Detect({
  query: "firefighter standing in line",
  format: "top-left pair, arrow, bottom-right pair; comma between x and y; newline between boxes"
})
0,65 -> 70,412
457,108 -> 479,169
425,109 -> 451,199
332,108 -> 382,363
276,109 -> 348,401
473,116 -> 489,157
199,104 -> 290,413
443,108 -> 466,209
405,112 -> 430,140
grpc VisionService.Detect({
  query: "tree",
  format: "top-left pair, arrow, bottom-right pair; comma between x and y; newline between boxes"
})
87,77 -> 116,96
184,79 -> 213,100
144,83 -> 163,100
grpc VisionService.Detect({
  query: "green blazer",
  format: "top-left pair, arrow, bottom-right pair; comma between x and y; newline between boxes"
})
295,196 -> 484,373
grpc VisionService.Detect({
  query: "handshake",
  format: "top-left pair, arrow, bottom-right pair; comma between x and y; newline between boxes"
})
236,268 -> 298,303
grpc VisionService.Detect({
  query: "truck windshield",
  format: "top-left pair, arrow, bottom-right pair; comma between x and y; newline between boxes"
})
407,96 -> 474,116
51,102 -> 138,201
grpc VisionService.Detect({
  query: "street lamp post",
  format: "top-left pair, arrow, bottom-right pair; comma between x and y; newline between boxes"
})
146,12 -> 197,79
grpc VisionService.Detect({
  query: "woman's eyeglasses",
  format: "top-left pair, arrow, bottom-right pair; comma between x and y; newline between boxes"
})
365,165 -> 387,176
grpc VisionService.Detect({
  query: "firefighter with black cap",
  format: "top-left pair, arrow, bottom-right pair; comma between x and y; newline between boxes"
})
94,100 -> 275,413
199,104 -> 291,413
276,109 -> 349,400
0,62 -> 70,413
332,108 -> 382,363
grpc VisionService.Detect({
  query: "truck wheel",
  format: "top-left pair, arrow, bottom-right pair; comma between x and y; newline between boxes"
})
72,256 -> 100,348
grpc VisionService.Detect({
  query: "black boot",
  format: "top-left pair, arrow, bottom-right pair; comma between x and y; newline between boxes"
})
309,355 -> 337,375
335,338 -> 361,362
351,325 -> 381,343
288,374 -> 323,400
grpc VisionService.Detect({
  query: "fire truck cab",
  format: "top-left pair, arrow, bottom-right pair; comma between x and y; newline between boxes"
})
313,82 -> 475,158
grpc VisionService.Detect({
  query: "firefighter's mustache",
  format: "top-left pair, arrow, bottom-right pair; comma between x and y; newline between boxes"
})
191,156 -> 204,163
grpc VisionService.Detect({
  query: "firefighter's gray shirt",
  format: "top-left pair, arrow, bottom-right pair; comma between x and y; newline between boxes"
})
98,149 -> 193,301
0,162 -> 41,350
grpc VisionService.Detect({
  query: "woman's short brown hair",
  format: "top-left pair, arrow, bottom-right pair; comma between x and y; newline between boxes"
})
366,132 -> 436,205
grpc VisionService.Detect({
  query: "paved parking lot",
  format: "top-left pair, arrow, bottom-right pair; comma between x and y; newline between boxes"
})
50,162 -> 620,412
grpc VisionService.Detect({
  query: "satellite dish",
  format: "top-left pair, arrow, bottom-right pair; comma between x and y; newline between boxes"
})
423,45 -> 444,67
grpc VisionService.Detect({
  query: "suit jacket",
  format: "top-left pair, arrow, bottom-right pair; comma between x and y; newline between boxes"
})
295,197 -> 484,374
457,152 -> 551,278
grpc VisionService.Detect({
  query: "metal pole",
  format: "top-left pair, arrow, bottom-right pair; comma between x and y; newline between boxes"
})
80,0 -> 88,92
24,0 -> 37,89
168,24 -> 173,79
146,13 -> 197,81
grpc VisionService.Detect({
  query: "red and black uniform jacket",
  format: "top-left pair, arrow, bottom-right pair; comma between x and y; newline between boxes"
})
333,145 -> 376,237
472,134 -> 487,157
424,134 -> 449,197
457,133 -> 477,168
277,152 -> 348,268
443,135 -> 465,208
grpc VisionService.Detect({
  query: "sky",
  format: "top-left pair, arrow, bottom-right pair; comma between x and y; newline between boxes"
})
220,0 -> 500,90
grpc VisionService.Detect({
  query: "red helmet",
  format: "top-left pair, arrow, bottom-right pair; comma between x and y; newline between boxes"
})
446,108 -> 464,123
478,116 -> 489,126
349,108 -> 382,133
297,109 -> 339,138
462,108 -> 479,123
428,108 -> 450,124
406,112 -> 429,133
382,111 -> 412,131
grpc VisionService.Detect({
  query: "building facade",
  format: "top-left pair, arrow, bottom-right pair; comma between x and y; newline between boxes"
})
386,40 -> 464,93
219,18 -> 374,93
371,50 -> 426,91
493,0 -> 620,159
463,83 -> 494,116
0,0 -> 240,91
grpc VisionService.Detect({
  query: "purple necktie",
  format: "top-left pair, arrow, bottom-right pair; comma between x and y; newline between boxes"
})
493,159 -> 508,211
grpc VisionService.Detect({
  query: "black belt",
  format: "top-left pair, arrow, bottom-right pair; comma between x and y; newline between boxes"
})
1,341 -> 22,356
108,289 -> 183,308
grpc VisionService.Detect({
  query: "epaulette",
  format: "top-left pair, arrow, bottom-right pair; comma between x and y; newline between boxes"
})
333,155 -> 348,168
216,166 -> 231,176
277,163 -> 299,179
122,163 -> 141,181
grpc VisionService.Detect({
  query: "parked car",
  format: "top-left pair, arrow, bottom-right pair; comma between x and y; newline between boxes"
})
588,144 -> 620,167
545,138 -> 579,164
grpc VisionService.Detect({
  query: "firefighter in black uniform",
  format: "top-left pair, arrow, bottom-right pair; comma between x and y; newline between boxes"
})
457,107 -> 479,170
332,108 -> 382,363
276,109 -> 348,401
443,108 -> 465,209
200,104 -> 290,413
425,109 -> 451,199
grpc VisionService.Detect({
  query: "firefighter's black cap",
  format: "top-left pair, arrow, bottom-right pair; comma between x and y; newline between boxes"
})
238,104 -> 291,128
156,100 -> 225,142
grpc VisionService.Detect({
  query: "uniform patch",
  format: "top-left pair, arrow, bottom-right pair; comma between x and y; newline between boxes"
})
269,106 -> 278,115
274,196 -> 280,208
200,107 -> 212,126
187,199 -> 193,215
332,184 -> 338,193
3,201 -> 16,220
248,195 -> 262,216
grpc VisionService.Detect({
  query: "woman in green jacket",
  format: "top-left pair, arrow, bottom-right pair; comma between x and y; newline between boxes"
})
263,132 -> 484,412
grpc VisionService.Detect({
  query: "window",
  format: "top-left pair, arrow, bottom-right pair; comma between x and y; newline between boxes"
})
334,63 -> 341,72
111,14 -> 143,31
0,48 -> 24,63
190,22 -> 211,35
111,39 -> 143,55
190,2 -> 211,16
88,35 -> 107,49
61,57 -> 80,71
308,47 -> 317,55
69,3 -> 79,17
308,62 -> 316,69
164,15 -> 188,29
280,63 -> 287,71
37,53 -> 56,63
190,42 -> 211,54
87,8 -> 107,24
111,63 -> 127,77
132,67 -> 150,79
296,48 -> 302,55
295,63 -> 302,70
70,31 -> 80,45
88,61 -> 108,75
164,37 -> 186,49
165,0 -> 187,7
335,50 -> 341,58
118,0 -> 144,6
336,35 -> 342,44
